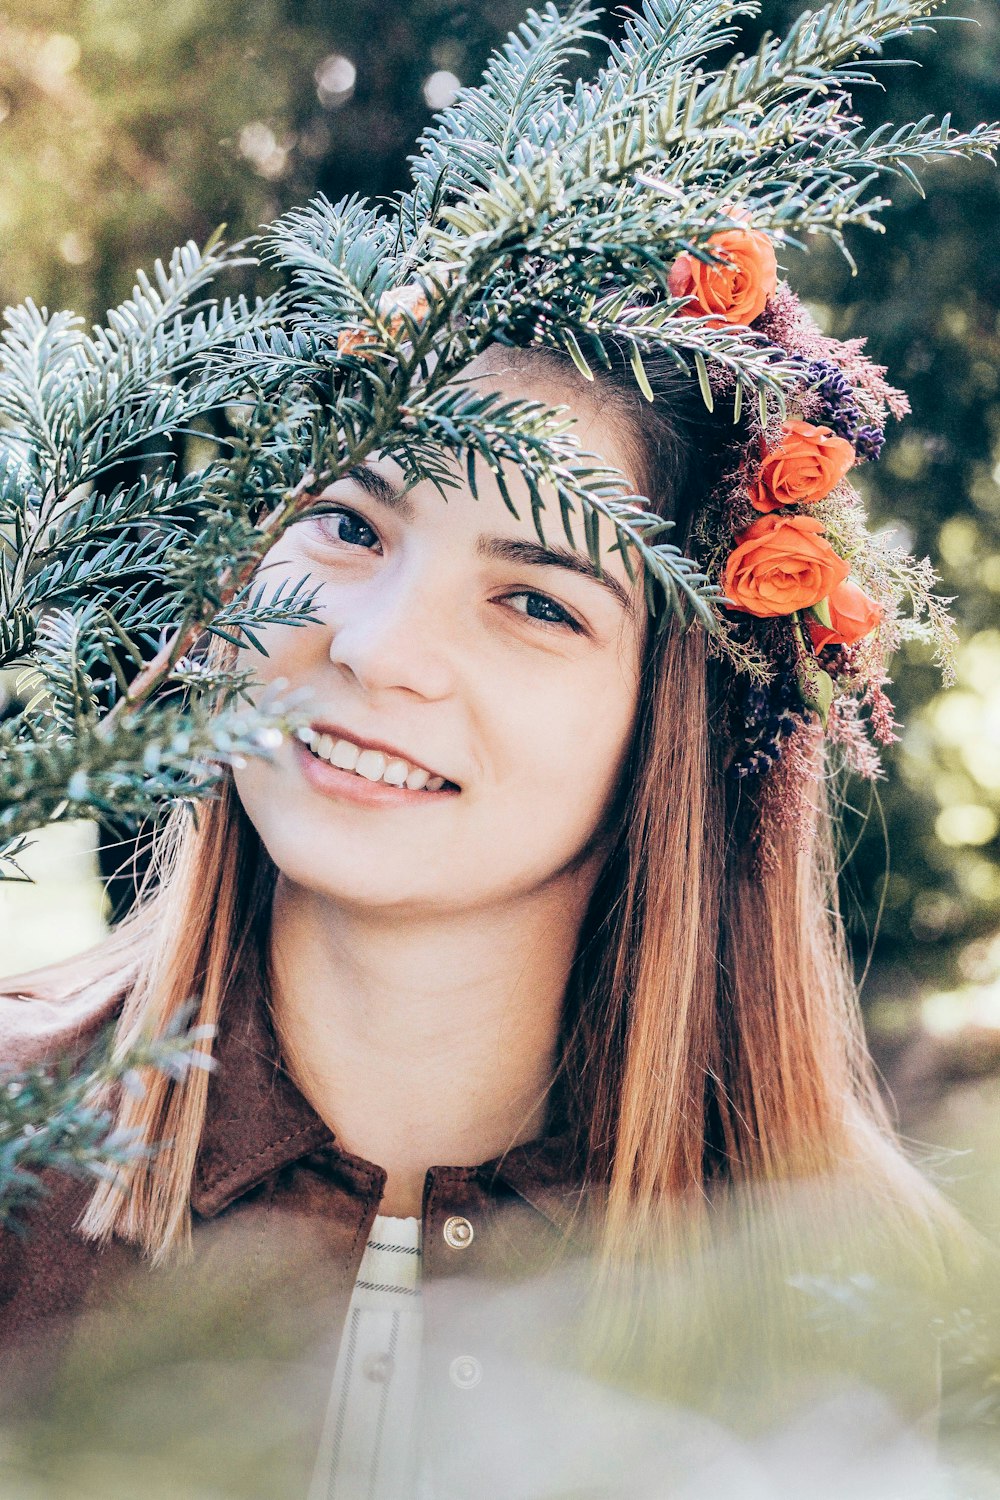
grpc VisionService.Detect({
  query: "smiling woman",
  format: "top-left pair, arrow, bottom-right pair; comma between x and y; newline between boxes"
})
221,349 -> 653,1221
232,350 -> 646,931
0,335 -> 964,1497
2,0 -> 992,1488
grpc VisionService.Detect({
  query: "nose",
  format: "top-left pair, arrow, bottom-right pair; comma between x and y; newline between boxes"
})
324,559 -> 458,702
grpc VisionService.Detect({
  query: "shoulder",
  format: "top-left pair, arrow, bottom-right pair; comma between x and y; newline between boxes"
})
0,951 -> 138,1392
0,1171 -> 100,1318
0,1169 -> 123,1410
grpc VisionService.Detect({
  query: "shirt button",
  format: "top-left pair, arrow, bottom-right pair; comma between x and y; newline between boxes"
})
449,1354 -> 483,1389
442,1214 -> 475,1250
362,1352 -> 395,1383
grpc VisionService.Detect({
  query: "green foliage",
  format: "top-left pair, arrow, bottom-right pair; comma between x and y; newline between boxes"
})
0,1005 -> 214,1231
0,231 -> 318,872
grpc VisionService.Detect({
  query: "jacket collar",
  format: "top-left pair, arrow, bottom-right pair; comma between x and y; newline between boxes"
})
190,976 -> 589,1234
190,972 -> 335,1218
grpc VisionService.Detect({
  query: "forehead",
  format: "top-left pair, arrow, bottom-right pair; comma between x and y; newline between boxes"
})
456,345 -> 642,490
361,347 -> 645,561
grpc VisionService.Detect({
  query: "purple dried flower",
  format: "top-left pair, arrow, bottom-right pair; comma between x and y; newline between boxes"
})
854,424 -> 885,462
827,403 -> 862,443
807,359 -> 853,403
728,669 -> 807,779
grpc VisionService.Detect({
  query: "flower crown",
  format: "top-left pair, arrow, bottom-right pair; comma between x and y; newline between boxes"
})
339,226 -> 952,794
295,0 -> 998,821
662,223 -> 942,789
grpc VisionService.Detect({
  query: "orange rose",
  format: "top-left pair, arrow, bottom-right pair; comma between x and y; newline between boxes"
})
336,326 -> 373,355
723,514 -> 850,619
336,284 -> 431,356
808,578 -> 883,650
668,227 -> 778,327
382,283 -> 430,329
751,419 -> 855,513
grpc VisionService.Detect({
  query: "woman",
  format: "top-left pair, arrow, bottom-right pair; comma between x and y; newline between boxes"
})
0,331 -> 965,1497
8,0 -> 1000,1480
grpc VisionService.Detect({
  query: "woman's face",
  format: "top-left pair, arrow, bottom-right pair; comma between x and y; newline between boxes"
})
232,353 -> 648,916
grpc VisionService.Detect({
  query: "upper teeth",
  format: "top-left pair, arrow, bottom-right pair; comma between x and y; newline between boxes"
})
296,728 -> 447,791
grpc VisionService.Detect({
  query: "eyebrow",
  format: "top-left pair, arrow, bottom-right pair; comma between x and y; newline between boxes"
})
346,464 -> 417,519
344,463 -> 633,614
477,536 -> 634,614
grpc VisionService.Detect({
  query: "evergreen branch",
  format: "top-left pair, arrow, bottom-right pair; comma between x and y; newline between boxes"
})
641,107 -> 1000,217
30,606 -> 103,733
806,113 -> 1000,183
0,240 -> 275,509
51,345 -> 269,497
676,0 -> 953,134
210,573 -> 325,655
603,0 -> 763,91
0,615 -> 34,673
564,296 -> 803,409
0,678 -> 313,848
263,195 -> 400,315
20,468 -> 198,550
0,1004 -> 215,1232
0,439 -> 41,528
413,0 -> 998,280
19,528 -> 181,623
0,833 -> 35,884
94,468 -> 325,732
0,306 -> 85,471
407,1 -> 602,201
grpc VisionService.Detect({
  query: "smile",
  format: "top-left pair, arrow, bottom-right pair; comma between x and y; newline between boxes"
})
294,728 -> 460,797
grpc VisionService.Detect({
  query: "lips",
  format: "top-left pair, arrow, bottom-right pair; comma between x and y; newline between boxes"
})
293,720 -> 458,792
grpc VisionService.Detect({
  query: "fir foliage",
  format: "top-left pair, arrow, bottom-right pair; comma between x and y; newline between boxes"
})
0,1005 -> 214,1231
1,0 -> 998,888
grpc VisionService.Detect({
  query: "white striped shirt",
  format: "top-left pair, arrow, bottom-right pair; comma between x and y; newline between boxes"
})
307,1214 -> 427,1500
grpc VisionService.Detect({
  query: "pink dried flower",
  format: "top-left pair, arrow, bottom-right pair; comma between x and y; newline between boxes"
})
826,696 -> 885,780
756,285 -> 909,429
865,681 -> 900,746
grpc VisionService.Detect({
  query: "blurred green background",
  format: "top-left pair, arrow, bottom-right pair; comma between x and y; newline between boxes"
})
0,0 -> 998,1144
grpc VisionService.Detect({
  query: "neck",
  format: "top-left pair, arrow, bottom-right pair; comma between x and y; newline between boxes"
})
267,872 -> 595,1216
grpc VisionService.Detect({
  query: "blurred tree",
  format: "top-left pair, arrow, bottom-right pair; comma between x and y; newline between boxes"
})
0,0 -> 527,315
1,0 -> 997,996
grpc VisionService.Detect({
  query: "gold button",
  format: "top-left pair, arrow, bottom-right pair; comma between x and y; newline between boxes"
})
442,1214 -> 474,1250
449,1354 -> 483,1389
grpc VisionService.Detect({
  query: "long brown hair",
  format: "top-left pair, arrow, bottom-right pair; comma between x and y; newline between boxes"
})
3,342 -> 954,1280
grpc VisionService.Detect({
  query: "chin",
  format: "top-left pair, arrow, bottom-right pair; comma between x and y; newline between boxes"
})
269,843 -> 464,912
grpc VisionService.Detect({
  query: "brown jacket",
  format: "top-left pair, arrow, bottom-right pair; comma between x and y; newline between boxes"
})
0,975 -> 602,1498
0,980 -> 953,1499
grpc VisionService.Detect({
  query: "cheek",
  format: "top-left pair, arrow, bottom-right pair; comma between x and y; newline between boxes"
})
230,733 -> 329,893
499,652 -> 640,838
